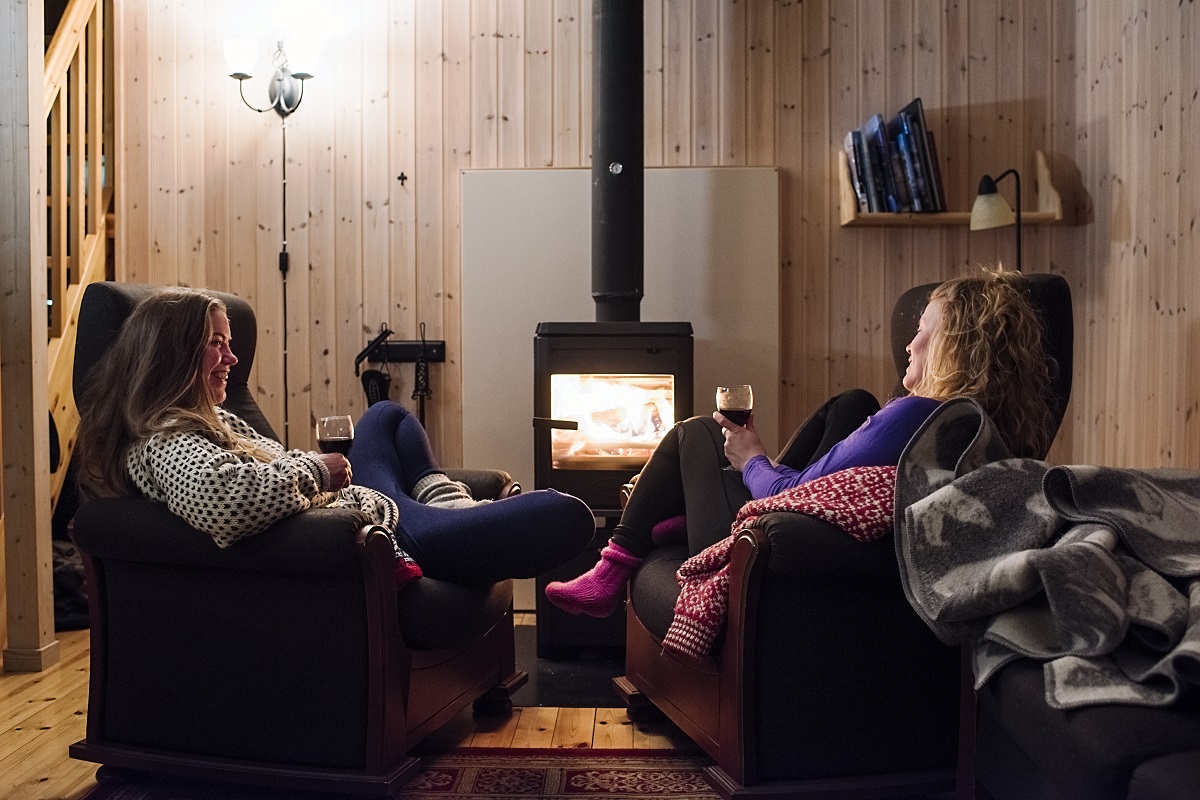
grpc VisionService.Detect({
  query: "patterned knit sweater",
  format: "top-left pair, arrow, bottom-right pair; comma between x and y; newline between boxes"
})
662,465 -> 897,659
128,407 -> 400,548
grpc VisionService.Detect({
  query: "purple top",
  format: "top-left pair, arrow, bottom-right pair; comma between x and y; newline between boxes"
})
741,395 -> 942,500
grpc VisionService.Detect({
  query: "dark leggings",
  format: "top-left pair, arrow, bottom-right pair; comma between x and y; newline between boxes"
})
349,402 -> 595,585
611,389 -> 880,556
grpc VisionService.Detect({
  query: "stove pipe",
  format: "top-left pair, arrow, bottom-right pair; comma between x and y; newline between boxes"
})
591,0 -> 644,323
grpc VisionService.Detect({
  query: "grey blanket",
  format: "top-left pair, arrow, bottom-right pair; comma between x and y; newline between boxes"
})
895,398 -> 1200,709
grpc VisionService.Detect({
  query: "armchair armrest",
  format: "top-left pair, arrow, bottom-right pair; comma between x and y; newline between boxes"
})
71,497 -> 389,577
445,468 -> 521,499
746,509 -> 900,581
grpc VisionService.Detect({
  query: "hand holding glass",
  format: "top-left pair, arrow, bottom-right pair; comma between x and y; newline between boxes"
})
316,415 -> 354,456
716,385 -> 753,427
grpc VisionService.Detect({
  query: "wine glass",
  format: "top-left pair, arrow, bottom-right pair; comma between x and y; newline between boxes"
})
315,415 -> 354,455
716,385 -> 753,427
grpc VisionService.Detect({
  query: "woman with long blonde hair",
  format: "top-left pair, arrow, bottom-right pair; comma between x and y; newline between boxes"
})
76,288 -> 595,586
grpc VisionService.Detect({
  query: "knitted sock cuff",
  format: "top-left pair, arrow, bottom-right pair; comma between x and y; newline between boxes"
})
412,472 -> 451,499
600,542 -> 644,569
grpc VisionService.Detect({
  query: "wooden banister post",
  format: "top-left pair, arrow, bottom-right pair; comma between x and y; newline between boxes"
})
1,0 -> 60,672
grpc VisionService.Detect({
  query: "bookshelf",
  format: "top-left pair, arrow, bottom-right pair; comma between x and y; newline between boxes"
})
839,150 -> 1063,227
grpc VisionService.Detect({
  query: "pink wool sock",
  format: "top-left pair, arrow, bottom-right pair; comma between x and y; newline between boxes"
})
651,514 -> 688,546
544,543 -> 643,618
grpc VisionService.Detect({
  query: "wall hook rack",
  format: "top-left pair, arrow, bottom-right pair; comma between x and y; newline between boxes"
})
354,325 -> 446,376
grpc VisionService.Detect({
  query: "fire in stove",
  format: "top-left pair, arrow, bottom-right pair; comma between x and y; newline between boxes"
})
549,373 -> 675,470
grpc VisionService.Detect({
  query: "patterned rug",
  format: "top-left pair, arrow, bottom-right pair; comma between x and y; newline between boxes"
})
82,748 -> 719,800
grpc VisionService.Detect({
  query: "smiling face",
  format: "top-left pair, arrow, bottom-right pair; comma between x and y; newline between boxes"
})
201,309 -> 238,404
903,298 -> 944,392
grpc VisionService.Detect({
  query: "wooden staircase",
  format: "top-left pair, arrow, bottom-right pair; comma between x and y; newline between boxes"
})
0,0 -> 114,672
44,0 -> 115,510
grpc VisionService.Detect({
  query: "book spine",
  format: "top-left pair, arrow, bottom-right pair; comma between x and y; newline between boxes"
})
843,130 -> 868,211
925,130 -> 947,213
886,146 -> 912,212
867,114 -> 906,212
858,127 -> 884,212
896,131 -> 925,212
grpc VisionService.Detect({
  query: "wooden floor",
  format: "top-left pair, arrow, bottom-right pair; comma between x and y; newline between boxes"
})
0,620 -> 697,800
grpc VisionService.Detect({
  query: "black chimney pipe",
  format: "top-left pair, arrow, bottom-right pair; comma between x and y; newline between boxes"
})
591,0 -> 644,323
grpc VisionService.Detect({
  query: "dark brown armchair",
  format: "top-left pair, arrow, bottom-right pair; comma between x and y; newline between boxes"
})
67,281 -> 525,795
614,274 -> 1074,798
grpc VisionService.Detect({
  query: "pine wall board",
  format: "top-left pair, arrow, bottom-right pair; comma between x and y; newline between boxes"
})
110,0 -> 1200,470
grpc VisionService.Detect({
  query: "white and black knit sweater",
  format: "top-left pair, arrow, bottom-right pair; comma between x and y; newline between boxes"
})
127,407 -> 399,548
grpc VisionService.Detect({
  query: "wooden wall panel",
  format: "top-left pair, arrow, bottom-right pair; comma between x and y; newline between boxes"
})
108,0 -> 1200,471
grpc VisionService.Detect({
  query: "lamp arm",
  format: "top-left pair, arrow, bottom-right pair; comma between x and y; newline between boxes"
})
996,168 -> 1022,272
236,78 -> 275,114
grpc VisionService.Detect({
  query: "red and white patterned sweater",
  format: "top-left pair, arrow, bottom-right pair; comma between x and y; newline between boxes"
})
662,465 -> 897,659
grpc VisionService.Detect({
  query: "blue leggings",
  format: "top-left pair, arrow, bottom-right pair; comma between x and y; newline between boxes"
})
348,402 -> 595,585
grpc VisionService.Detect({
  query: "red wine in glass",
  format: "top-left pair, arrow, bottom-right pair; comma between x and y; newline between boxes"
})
316,415 -> 354,456
716,385 -> 754,427
720,409 -> 752,426
317,437 -> 353,456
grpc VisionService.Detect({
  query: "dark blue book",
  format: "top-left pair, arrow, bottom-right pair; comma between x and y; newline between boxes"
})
864,113 -> 909,212
857,119 -> 886,212
898,97 -> 944,211
896,131 -> 927,212
889,111 -> 932,211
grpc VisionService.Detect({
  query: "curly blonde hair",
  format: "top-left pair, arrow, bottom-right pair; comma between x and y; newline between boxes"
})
907,267 -> 1057,458
76,289 -> 277,498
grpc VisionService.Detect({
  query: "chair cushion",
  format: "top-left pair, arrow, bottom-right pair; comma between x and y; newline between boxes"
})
1128,751 -> 1200,800
628,545 -> 688,640
977,658 -> 1200,800
397,577 -> 513,650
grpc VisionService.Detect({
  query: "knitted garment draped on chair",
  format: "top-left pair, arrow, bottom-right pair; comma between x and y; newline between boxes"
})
662,466 -> 897,659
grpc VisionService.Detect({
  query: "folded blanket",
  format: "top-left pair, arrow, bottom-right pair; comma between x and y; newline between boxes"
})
662,465 -> 896,659
895,397 -> 1200,709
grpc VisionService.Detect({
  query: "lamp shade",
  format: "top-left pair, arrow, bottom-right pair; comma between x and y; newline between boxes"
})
224,38 -> 259,79
970,176 -> 1016,230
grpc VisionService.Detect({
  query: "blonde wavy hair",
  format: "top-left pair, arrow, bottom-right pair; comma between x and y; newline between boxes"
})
907,267 -> 1057,458
76,289 -> 277,498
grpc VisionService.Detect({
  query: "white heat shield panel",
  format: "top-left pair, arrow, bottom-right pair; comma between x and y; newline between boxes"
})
461,166 -> 780,495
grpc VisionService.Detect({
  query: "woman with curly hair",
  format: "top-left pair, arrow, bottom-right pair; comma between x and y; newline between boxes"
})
546,266 -> 1057,618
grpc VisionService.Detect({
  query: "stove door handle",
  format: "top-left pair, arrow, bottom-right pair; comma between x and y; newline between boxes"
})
532,417 -> 578,431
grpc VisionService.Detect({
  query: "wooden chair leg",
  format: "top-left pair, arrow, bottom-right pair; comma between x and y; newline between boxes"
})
611,675 -> 664,722
956,643 -> 978,800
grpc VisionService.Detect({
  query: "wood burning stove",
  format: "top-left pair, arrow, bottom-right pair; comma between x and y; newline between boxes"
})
533,322 -> 693,514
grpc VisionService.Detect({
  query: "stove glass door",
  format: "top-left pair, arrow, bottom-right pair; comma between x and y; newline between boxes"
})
549,373 -> 675,470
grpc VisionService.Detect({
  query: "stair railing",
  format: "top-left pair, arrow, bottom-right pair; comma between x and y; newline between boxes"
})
43,0 -> 115,510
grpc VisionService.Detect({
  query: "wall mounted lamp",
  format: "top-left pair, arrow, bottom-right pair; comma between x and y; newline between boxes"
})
224,38 -> 318,117
223,36 -> 321,445
970,168 -> 1022,271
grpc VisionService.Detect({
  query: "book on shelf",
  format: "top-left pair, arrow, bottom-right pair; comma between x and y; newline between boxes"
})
924,130 -> 946,212
896,97 -> 946,211
863,113 -> 911,213
846,97 -> 947,215
842,130 -> 869,212
895,130 -> 927,212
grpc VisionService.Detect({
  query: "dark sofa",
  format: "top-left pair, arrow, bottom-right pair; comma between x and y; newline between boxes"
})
975,658 -> 1200,800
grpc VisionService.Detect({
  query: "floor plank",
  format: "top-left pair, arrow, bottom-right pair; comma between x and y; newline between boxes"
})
592,706 -> 636,748
549,706 -> 596,748
508,706 -> 560,748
